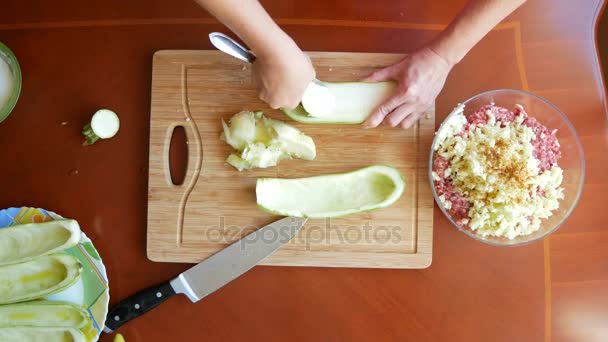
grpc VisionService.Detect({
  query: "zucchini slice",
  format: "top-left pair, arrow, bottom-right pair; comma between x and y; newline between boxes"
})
0,254 -> 82,304
0,327 -> 86,342
256,165 -> 405,218
281,81 -> 396,124
0,220 -> 81,266
82,109 -> 120,145
0,301 -> 90,329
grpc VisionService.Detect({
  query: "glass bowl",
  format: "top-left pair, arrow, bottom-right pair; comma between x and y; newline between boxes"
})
429,89 -> 585,246
0,41 -> 21,123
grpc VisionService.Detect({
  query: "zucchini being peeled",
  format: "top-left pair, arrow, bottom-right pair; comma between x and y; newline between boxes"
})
0,254 -> 82,304
0,219 -> 81,266
0,301 -> 90,329
281,81 -> 396,124
256,165 -> 405,218
0,327 -> 86,342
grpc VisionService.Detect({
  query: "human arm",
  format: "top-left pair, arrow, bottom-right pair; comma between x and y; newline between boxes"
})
363,0 -> 527,129
195,0 -> 315,109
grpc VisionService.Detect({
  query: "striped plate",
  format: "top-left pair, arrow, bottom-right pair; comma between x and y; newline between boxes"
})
0,207 -> 109,341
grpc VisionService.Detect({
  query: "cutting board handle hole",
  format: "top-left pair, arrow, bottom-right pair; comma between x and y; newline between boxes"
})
169,125 -> 188,186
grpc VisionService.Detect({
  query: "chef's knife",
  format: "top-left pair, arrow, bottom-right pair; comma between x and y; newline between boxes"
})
103,216 -> 307,333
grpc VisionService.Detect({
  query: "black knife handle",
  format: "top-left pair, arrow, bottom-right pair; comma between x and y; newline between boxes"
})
104,282 -> 177,332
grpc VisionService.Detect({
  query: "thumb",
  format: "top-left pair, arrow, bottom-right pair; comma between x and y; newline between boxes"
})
362,65 -> 396,82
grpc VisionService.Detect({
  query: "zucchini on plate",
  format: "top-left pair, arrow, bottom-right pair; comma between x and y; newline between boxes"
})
0,254 -> 82,305
0,301 -> 90,329
0,219 -> 81,266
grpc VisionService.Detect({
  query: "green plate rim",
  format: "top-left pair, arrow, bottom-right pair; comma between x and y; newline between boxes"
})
0,41 -> 22,123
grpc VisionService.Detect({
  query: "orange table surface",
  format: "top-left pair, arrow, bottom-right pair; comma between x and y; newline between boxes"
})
0,1 -> 607,341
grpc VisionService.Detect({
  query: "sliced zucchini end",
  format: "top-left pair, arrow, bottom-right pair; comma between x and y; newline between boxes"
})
83,109 -> 120,145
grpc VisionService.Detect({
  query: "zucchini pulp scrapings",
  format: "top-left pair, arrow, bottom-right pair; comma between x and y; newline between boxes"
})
221,111 -> 316,171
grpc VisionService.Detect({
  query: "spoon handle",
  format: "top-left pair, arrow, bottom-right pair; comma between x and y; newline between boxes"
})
208,32 -> 256,63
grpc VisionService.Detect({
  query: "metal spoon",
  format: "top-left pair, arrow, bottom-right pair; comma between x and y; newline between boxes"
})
208,32 -> 328,89
208,32 -> 256,63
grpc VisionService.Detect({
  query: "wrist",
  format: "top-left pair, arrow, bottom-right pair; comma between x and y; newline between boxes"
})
427,32 -> 466,68
251,30 -> 298,60
427,44 -> 458,68
417,45 -> 455,71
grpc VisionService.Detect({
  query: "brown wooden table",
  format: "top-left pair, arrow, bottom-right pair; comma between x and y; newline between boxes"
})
1,1 -> 607,341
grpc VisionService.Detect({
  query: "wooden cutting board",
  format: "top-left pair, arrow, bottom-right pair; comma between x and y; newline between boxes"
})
147,50 -> 434,268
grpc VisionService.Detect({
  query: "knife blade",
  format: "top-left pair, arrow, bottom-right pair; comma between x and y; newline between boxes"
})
103,216 -> 307,333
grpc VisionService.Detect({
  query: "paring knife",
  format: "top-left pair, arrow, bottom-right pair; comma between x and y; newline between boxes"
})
103,216 -> 307,333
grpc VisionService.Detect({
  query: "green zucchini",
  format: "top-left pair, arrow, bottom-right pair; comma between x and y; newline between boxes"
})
301,81 -> 335,117
0,301 -> 90,329
0,220 -> 81,266
0,327 -> 86,342
0,254 -> 82,304
281,81 -> 396,124
256,165 -> 405,218
82,109 -> 120,145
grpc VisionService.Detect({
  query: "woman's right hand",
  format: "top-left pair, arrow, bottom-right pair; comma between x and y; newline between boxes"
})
253,41 -> 315,110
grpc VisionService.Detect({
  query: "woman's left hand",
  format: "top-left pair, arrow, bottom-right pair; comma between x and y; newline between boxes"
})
363,47 -> 453,129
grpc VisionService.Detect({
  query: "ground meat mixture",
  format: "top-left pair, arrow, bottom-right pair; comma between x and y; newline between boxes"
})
433,103 -> 564,238
433,156 -> 470,225
467,104 -> 561,172
468,104 -> 516,125
521,116 -> 561,172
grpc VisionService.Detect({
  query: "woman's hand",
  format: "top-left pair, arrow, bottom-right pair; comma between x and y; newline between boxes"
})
194,0 -> 315,110
363,47 -> 452,129
253,43 -> 315,110
197,0 -> 527,124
